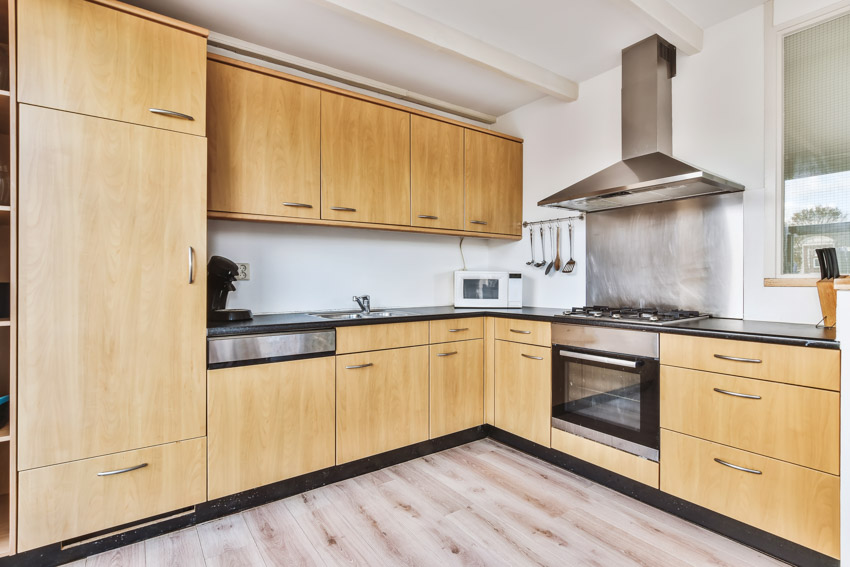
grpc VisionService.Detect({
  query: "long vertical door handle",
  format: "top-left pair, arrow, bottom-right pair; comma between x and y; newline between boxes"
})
189,246 -> 196,284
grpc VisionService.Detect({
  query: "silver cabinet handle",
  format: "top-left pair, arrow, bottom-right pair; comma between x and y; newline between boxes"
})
448,328 -> 469,333
149,108 -> 194,121
559,350 -> 639,369
188,246 -> 195,284
713,387 -> 761,400
283,202 -> 313,208
437,351 -> 458,357
510,329 -> 532,334
470,220 -> 488,225
345,363 -> 373,370
521,354 -> 543,360
331,206 -> 357,212
97,463 -> 148,477
714,354 -> 762,364
714,458 -> 762,475
418,215 -> 439,220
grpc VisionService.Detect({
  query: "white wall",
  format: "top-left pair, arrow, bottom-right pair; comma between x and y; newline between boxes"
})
494,3 -> 826,324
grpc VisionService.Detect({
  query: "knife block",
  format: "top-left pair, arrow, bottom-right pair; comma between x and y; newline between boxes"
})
816,279 -> 837,328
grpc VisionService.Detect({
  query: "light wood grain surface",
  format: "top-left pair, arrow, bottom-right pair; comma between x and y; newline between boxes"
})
429,317 -> 484,344
661,365 -> 840,474
78,439 -> 785,566
494,341 -> 551,446
411,115 -> 464,230
464,130 -> 523,236
336,321 -> 429,354
551,428 -> 659,488
483,317 -> 496,426
18,0 -> 207,135
207,59 -> 321,219
493,317 -> 551,346
18,106 -> 207,470
660,334 -> 840,391
430,340 -> 484,438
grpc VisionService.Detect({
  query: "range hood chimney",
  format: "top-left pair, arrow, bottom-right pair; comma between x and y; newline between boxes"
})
538,35 -> 744,212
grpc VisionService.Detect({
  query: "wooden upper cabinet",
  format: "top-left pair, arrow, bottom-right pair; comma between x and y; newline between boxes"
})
411,116 -> 464,230
321,92 -> 411,225
17,0 -> 207,136
207,60 -> 321,218
465,130 -> 523,235
17,105 -> 207,470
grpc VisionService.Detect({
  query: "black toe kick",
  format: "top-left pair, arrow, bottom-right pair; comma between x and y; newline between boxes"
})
2,425 -> 837,567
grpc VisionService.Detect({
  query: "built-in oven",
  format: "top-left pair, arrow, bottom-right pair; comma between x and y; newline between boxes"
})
551,324 -> 660,461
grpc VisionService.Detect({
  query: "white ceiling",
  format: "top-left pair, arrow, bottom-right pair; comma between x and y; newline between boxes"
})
127,0 -> 766,118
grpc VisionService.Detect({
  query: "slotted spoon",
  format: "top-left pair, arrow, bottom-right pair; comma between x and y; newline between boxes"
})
562,222 -> 576,273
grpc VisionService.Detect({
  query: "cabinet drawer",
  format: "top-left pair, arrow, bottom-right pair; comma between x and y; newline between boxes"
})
337,321 -> 429,354
661,366 -> 839,474
18,438 -> 207,552
18,0 -> 207,135
551,428 -> 658,488
430,317 -> 484,344
494,318 -> 550,347
660,334 -> 839,391
661,430 -> 839,559
430,339 -> 484,438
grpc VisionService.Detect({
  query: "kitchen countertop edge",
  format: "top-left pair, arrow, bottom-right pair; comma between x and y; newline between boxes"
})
207,307 -> 839,349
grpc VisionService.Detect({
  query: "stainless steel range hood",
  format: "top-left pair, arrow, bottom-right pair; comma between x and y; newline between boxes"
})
539,36 -> 744,213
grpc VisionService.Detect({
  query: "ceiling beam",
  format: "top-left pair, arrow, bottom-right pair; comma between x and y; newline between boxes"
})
610,0 -> 704,55
310,0 -> 579,102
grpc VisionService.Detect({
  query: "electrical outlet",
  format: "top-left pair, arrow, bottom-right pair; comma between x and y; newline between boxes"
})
235,263 -> 250,281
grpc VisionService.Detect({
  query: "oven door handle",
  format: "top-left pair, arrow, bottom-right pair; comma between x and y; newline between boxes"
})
559,350 -> 640,368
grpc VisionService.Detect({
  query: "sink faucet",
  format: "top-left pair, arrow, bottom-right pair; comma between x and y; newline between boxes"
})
353,295 -> 371,314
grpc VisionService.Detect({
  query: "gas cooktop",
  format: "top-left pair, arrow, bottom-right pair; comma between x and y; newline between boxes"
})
557,306 -> 710,326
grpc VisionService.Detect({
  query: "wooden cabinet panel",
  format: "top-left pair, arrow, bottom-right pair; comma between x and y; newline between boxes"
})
207,60 -> 321,218
18,106 -> 207,470
484,317 -> 496,426
337,346 -> 429,463
321,92 -> 410,225
336,321 -> 429,354
661,430 -> 839,559
494,318 -> 551,347
661,365 -> 839,474
660,334 -> 839,391
430,317 -> 484,344
18,0 -> 206,136
411,116 -> 463,230
465,130 -> 522,235
551,428 -> 658,488
494,341 -> 550,446
208,357 -> 335,500
18,438 -> 206,552
430,340 -> 484,438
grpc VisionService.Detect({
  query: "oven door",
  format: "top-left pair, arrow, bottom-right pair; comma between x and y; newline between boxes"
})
552,345 -> 659,460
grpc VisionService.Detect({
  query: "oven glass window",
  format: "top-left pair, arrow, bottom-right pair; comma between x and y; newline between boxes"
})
564,361 -> 642,431
463,278 -> 499,299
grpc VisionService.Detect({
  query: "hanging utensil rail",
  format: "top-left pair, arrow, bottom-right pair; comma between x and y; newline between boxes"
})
522,214 -> 585,228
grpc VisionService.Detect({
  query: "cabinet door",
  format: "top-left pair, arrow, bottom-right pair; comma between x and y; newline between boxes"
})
465,131 -> 522,235
207,60 -> 321,219
321,92 -> 411,225
18,105 -> 207,470
411,116 -> 463,230
208,357 -> 335,499
18,0 -> 206,136
494,340 -> 550,446
430,340 -> 484,438
337,346 -> 428,463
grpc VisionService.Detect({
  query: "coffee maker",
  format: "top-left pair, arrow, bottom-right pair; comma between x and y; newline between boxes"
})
207,255 -> 252,322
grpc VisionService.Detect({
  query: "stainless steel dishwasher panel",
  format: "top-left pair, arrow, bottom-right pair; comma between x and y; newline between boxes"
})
208,329 -> 336,367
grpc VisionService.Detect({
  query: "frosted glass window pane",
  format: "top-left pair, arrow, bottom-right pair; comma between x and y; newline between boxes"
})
782,13 -> 850,275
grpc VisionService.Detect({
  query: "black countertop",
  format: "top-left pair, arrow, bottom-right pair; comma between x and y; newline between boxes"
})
207,306 -> 838,349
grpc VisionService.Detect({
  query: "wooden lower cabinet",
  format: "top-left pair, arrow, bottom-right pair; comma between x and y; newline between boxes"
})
661,365 -> 839,474
336,321 -> 429,354
494,340 -> 551,446
337,346 -> 429,464
18,438 -> 207,552
207,357 -> 335,500
661,429 -> 839,559
551,428 -> 659,488
493,318 -> 551,347
430,340 -> 484,438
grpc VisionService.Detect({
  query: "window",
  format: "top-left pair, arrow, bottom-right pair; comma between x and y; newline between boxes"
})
781,12 -> 850,276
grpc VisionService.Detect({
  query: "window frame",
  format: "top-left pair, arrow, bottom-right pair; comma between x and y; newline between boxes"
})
763,0 -> 850,286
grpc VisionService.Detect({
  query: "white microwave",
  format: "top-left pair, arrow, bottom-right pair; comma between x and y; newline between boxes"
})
454,271 -> 523,308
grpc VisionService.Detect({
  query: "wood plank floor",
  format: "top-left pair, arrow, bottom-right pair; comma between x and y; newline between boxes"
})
65,439 -> 786,566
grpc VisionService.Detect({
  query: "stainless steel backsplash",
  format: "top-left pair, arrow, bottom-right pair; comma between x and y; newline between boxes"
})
586,193 -> 744,318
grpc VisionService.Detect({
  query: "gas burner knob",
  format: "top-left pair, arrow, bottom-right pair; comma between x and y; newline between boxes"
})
611,313 -> 621,318
592,312 -> 603,317
649,315 -> 659,321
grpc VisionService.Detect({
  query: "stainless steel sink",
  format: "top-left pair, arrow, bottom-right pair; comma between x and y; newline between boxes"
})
309,310 -> 416,320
